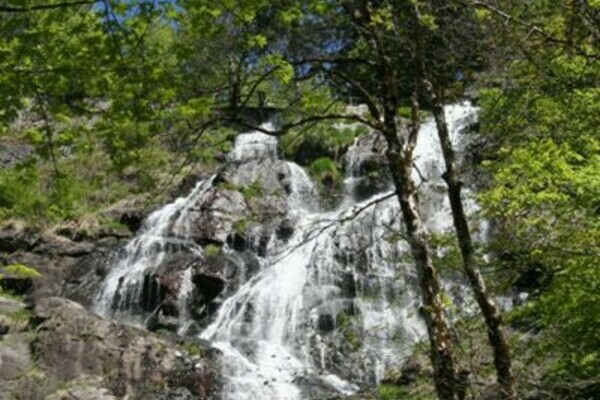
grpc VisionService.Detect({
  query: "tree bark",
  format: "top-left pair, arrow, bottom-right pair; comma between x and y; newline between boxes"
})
380,95 -> 458,400
386,137 -> 459,400
425,82 -> 517,400
344,3 -> 459,397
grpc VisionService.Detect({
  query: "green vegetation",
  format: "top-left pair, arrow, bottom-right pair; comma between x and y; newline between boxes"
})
378,383 -> 408,400
180,341 -> 203,358
2,264 -> 42,279
203,244 -> 221,257
240,180 -> 264,201
308,157 -> 340,185
0,1 -> 598,399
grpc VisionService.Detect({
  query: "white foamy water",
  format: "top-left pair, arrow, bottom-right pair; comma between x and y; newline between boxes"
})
95,177 -> 214,323
95,104 -> 480,399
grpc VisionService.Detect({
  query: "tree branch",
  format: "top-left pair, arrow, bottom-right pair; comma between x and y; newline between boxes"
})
0,1 -> 96,12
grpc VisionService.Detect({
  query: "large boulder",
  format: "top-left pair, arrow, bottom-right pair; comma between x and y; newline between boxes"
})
0,221 -> 39,253
14,297 -> 222,399
101,195 -> 151,233
179,188 -> 248,245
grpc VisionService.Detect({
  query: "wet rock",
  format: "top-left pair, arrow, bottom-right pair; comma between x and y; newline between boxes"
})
0,221 -> 39,253
295,375 -> 348,400
193,274 -> 225,303
62,242 -> 122,307
192,253 -> 241,300
345,132 -> 391,201
227,232 -> 246,251
317,314 -> 336,333
141,273 -> 165,313
246,195 -> 288,223
183,189 -> 247,245
224,158 -> 291,197
30,297 -> 220,399
276,218 -> 295,240
101,195 -> 150,233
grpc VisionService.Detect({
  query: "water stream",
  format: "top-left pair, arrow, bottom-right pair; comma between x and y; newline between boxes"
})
95,102 -> 479,399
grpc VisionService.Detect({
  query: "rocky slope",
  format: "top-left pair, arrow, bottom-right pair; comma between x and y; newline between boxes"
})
0,296 -> 219,400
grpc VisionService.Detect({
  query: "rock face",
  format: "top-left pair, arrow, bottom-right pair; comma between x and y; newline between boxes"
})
344,132 -> 391,201
0,225 -> 125,306
0,140 -> 34,169
0,296 -> 220,400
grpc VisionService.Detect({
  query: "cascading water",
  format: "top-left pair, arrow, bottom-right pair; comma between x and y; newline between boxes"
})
94,103 -> 480,399
95,177 -> 214,325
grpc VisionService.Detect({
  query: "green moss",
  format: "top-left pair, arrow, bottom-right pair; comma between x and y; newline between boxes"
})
2,264 -> 42,279
6,308 -> 32,323
336,311 -> 352,328
378,383 -> 407,400
336,311 -> 362,350
233,218 -> 248,233
204,244 -> 220,256
308,157 -> 340,186
217,181 -> 238,192
240,180 -> 264,200
344,329 -> 361,350
181,341 -> 203,357
397,106 -> 428,121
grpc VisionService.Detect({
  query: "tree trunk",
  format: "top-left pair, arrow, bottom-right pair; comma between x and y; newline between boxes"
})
347,3 -> 459,397
386,138 -> 458,400
426,83 -> 517,400
228,54 -> 240,112
381,107 -> 458,400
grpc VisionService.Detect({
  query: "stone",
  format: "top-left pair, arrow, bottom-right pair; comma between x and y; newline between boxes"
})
101,195 -> 150,233
45,376 -> 117,400
0,221 -> 39,253
344,132 -> 391,201
0,333 -> 32,382
317,314 -> 336,333
276,217 -> 295,240
182,189 -> 247,245
28,297 -> 220,399
0,140 -> 34,169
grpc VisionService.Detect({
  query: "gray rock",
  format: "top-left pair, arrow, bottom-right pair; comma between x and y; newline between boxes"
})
101,195 -> 150,233
0,333 -> 32,382
0,141 -> 34,168
225,159 -> 289,195
344,132 -> 391,201
30,297 -> 220,399
0,221 -> 39,253
181,188 -> 247,245
45,376 -> 117,400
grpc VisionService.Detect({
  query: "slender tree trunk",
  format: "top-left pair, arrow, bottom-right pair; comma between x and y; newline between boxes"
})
228,54 -> 240,112
381,103 -> 458,400
425,82 -> 517,400
346,3 -> 459,397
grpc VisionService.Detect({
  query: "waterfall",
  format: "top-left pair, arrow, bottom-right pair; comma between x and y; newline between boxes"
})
94,103 -> 480,399
95,177 -> 214,324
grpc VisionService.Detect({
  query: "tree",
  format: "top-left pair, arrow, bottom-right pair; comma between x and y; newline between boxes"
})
278,2 -> 462,398
475,1 -> 599,397
409,2 -> 516,398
